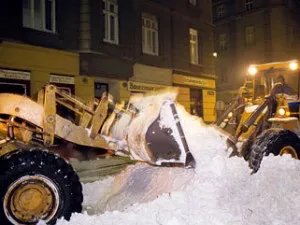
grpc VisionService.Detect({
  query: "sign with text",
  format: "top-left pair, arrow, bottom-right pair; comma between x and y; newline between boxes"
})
173,74 -> 215,89
50,74 -> 75,84
0,69 -> 30,80
128,81 -> 169,92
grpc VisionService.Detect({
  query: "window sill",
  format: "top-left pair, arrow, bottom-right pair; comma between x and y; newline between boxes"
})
23,26 -> 56,34
142,51 -> 159,56
190,62 -> 203,67
103,39 -> 119,45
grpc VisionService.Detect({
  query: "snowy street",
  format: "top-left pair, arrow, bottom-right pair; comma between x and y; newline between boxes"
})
46,106 -> 300,225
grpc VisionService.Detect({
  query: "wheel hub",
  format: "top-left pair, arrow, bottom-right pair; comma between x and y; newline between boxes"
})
280,146 -> 299,159
4,175 -> 60,224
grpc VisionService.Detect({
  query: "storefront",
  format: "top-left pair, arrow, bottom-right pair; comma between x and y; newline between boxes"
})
173,74 -> 216,123
0,69 -> 31,95
49,74 -> 75,94
0,41 -> 87,100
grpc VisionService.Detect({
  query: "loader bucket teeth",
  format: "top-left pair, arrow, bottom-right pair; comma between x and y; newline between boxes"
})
146,116 -> 182,163
185,152 -> 196,168
226,136 -> 239,157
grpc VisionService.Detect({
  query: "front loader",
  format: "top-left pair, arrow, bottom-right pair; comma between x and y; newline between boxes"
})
216,60 -> 300,173
0,84 -> 195,224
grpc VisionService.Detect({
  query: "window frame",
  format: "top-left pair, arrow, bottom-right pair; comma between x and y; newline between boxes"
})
142,13 -> 159,56
103,0 -> 119,45
245,25 -> 255,46
245,0 -> 254,12
189,28 -> 199,65
189,0 -> 197,6
219,33 -> 228,51
220,67 -> 228,84
22,0 -> 56,33
216,4 -> 225,18
288,26 -> 295,45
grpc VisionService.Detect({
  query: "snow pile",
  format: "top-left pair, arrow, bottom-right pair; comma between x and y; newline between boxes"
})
53,100 -> 300,225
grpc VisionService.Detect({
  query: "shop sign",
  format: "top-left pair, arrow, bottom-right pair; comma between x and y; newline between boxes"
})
0,69 -> 30,80
50,74 -> 75,84
173,74 -> 215,89
127,81 -> 167,92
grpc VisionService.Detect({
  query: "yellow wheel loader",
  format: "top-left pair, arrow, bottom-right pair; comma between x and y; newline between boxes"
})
0,85 -> 195,224
216,60 -> 300,173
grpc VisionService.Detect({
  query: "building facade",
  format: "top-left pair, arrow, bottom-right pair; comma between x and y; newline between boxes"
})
0,0 -> 216,122
213,0 -> 300,104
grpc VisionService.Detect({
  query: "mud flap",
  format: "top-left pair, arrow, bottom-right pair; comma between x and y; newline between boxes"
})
145,103 -> 196,168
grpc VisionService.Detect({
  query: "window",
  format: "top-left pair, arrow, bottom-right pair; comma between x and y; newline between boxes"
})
216,5 -> 225,18
142,13 -> 159,55
189,28 -> 199,64
288,27 -> 295,45
245,0 -> 254,11
219,33 -> 228,51
22,0 -> 56,32
103,0 -> 119,44
189,0 -> 197,6
220,68 -> 228,83
95,83 -> 109,99
245,26 -> 255,46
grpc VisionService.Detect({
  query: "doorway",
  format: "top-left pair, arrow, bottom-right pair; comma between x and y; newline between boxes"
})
190,88 -> 203,117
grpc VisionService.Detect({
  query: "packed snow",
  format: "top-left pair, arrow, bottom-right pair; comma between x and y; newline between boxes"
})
45,98 -> 300,225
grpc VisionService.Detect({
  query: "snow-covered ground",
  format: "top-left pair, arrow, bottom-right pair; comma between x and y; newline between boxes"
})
51,102 -> 300,225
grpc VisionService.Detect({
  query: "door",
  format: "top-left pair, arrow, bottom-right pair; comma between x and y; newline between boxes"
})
190,88 -> 203,117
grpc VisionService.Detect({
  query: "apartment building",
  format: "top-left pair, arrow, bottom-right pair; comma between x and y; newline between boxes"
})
213,0 -> 300,103
0,0 -> 216,122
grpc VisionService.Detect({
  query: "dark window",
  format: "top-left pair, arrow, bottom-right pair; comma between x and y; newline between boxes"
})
245,0 -> 254,11
245,26 -> 255,46
95,83 -> 109,99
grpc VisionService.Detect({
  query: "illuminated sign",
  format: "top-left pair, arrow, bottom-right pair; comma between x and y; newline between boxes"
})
128,81 -> 168,92
50,74 -> 75,84
173,74 -> 215,89
0,69 -> 30,80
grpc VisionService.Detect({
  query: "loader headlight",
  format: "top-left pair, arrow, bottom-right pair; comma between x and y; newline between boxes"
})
228,112 -> 233,118
289,61 -> 298,71
278,108 -> 286,116
248,65 -> 257,76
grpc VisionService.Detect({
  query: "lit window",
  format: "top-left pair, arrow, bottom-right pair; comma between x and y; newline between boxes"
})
189,0 -> 197,6
216,5 -> 225,18
219,33 -> 228,51
22,0 -> 56,32
142,13 -> 159,55
245,26 -> 255,46
245,0 -> 254,11
190,28 -> 199,64
103,0 -> 119,44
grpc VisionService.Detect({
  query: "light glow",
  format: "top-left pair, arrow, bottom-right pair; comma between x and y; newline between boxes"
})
248,65 -> 257,75
289,61 -> 298,71
278,108 -> 286,116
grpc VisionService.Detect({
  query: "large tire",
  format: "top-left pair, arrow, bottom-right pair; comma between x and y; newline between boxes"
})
0,148 -> 83,225
249,128 -> 300,173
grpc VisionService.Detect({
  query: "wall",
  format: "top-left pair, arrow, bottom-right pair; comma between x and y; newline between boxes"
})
0,41 -> 82,97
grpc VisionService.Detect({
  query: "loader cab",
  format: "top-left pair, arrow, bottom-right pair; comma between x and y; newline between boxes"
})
244,61 -> 299,101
